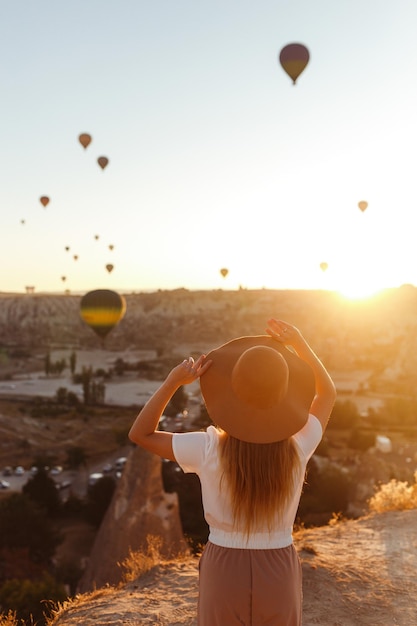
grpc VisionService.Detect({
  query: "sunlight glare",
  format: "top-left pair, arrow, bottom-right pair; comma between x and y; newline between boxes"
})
337,283 -> 383,301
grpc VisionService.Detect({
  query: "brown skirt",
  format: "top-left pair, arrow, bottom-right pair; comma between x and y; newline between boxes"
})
198,541 -> 302,626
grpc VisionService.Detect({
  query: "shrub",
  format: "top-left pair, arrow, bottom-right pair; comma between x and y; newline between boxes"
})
297,459 -> 351,523
327,399 -> 360,430
348,428 -> 376,451
368,471 -> 417,513
0,574 -> 67,626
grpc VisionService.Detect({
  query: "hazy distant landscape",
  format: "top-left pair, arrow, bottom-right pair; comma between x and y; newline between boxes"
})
1,286 -> 417,495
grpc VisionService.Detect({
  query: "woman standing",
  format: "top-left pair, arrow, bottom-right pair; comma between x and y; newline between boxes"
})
129,318 -> 336,625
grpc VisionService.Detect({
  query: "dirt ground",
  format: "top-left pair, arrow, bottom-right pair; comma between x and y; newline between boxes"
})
49,509 -> 417,626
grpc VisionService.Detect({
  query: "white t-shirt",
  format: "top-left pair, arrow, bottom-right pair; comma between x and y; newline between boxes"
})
172,414 -> 322,549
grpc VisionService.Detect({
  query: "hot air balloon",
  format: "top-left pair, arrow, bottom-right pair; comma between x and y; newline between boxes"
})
94,234 -> 100,240
73,255 -> 78,261
106,264 -> 114,273
358,201 -> 368,212
40,196 -> 50,207
80,289 -> 126,339
79,133 -> 92,149
220,268 -> 229,278
20,219 -> 25,225
279,43 -> 310,85
61,276 -> 66,282
97,156 -> 109,170
320,262 -> 328,272
65,246 -> 70,252
108,244 -> 114,251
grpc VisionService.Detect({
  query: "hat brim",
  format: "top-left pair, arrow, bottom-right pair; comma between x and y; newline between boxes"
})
200,335 -> 315,443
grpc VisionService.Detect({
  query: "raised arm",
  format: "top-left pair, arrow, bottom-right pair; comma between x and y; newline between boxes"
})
266,318 -> 337,433
128,355 -> 211,461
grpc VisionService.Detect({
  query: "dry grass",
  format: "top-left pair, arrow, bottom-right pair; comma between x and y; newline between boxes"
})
45,587 -> 117,625
368,470 -> 417,512
119,535 -> 165,583
0,612 -> 37,626
0,612 -> 20,626
119,534 -> 192,583
44,535 -> 184,625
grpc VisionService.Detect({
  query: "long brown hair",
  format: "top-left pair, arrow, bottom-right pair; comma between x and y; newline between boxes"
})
219,431 -> 302,536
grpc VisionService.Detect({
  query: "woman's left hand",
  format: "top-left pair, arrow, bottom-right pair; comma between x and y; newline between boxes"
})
266,318 -> 301,346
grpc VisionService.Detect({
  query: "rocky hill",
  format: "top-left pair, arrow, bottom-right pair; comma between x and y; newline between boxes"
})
48,509 -> 417,626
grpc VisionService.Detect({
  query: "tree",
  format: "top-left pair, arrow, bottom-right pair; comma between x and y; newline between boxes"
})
91,379 -> 106,404
0,494 -> 61,570
0,573 -> 67,626
44,352 -> 51,376
327,399 -> 360,430
80,366 -> 92,404
22,468 -> 61,517
85,475 -> 116,527
297,459 -> 351,524
113,358 -> 126,376
65,445 -> 87,469
69,350 -> 77,375
165,385 -> 188,416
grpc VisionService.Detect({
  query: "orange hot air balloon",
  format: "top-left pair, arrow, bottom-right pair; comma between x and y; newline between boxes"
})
80,289 -> 126,339
79,133 -> 92,149
220,268 -> 229,278
320,262 -> 328,272
73,255 -> 78,261
97,156 -> 109,170
106,264 -> 114,273
279,43 -> 310,84
358,201 -> 368,212
40,196 -> 50,207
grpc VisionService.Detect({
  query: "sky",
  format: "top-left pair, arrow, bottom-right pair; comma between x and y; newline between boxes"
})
1,0 -> 417,298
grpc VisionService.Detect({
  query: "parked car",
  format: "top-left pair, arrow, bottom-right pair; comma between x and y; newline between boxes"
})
114,457 -> 127,471
88,472 -> 104,487
14,466 -> 25,476
2,466 -> 12,477
56,480 -> 72,490
0,480 -> 10,489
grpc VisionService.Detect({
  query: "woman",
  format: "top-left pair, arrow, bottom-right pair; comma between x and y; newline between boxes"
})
128,318 -> 336,625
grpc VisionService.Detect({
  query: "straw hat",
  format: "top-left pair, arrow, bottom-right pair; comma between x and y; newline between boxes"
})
200,335 -> 315,443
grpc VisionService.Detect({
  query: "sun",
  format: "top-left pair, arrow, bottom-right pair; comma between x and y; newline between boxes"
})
336,281 -> 383,301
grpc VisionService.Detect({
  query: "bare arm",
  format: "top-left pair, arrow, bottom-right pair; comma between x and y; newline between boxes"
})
266,318 -> 337,433
128,355 -> 211,461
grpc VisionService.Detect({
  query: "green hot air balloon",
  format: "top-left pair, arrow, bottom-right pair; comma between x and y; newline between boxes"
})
80,289 -> 126,339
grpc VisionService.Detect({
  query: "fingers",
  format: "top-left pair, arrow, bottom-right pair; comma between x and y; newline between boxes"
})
266,319 -> 293,342
181,355 -> 211,378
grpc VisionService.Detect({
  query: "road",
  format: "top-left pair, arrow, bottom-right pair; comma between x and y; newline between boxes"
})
1,446 -> 132,498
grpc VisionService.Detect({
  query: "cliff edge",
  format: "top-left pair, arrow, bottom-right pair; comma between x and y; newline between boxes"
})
49,509 -> 417,626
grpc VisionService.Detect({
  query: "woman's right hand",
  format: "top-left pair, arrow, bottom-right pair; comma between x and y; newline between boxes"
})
166,355 -> 212,387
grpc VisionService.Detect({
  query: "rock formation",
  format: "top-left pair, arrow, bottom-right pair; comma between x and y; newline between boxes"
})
78,445 -> 189,592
